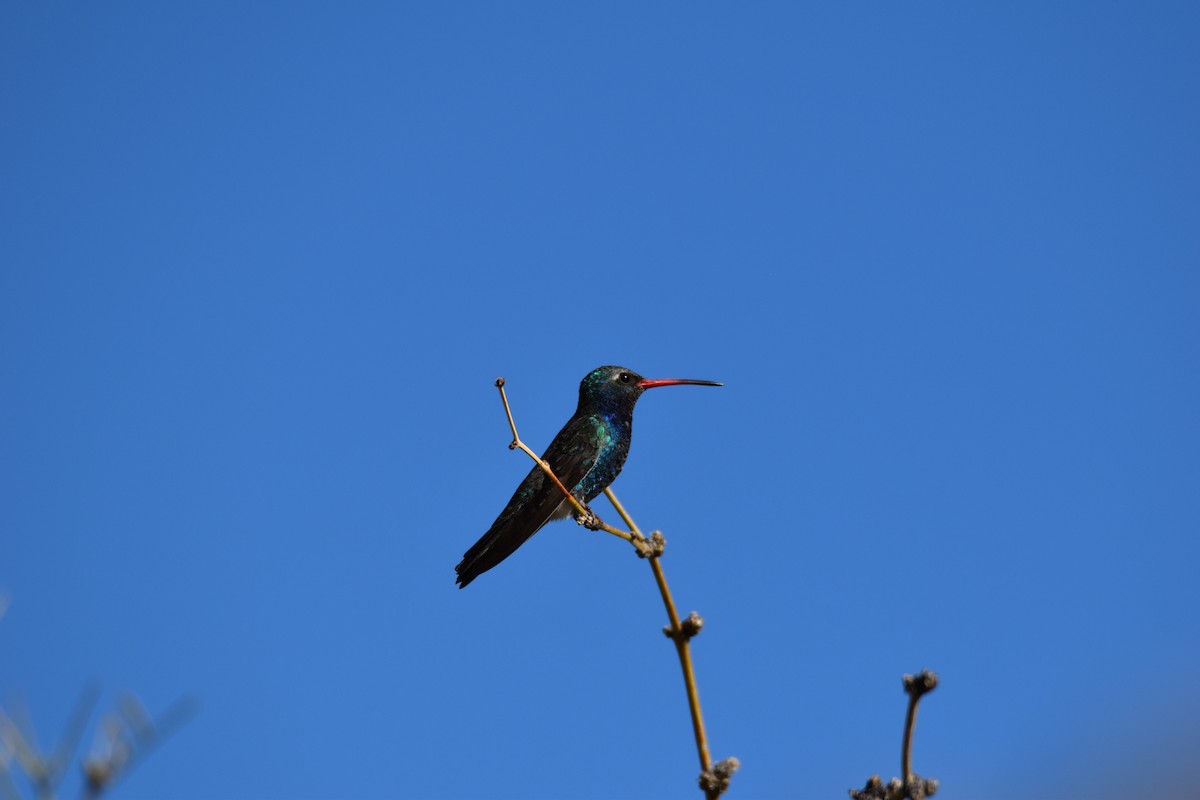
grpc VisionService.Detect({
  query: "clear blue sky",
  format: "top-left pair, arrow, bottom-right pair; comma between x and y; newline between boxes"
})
2,3 -> 1198,798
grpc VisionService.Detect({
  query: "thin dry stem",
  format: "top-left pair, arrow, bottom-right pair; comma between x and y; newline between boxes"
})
602,487 -> 642,535
600,484 -> 710,777
604,486 -> 713,782
901,692 -> 917,785
850,671 -> 939,800
901,671 -> 937,788
656,555 -> 714,781
493,378 -> 727,799
600,485 -> 659,556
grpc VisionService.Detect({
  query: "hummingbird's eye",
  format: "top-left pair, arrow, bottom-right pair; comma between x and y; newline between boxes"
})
619,372 -> 631,383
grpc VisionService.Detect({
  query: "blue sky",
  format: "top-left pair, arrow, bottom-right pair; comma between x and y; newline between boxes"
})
2,3 -> 1198,798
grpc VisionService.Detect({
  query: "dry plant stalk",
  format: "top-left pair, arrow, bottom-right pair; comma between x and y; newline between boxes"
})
495,378 -> 738,799
850,670 -> 940,800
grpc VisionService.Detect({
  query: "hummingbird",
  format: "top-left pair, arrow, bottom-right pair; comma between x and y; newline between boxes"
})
455,365 -> 722,588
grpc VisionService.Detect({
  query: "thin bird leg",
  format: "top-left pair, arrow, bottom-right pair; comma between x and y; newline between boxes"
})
495,379 -> 641,548
603,487 -> 716,795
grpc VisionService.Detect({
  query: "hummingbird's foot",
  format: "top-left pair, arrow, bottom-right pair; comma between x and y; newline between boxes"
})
573,505 -> 602,530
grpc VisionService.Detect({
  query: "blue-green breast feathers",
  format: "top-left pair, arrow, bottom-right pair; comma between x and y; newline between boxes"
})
572,414 -> 630,502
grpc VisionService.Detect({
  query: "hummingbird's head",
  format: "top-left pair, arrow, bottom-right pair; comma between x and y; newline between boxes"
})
578,366 -> 722,417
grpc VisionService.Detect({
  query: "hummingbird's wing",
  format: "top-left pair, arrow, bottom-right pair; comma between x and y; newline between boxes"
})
455,414 -> 604,588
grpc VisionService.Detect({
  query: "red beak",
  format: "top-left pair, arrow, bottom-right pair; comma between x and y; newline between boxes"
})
637,377 -> 723,389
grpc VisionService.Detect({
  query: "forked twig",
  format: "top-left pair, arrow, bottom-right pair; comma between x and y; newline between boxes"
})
494,378 -> 736,798
603,488 -> 713,781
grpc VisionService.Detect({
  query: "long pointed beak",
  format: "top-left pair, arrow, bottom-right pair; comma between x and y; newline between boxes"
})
637,377 -> 723,389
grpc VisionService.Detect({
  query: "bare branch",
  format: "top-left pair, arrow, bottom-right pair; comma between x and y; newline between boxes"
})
494,379 -> 735,798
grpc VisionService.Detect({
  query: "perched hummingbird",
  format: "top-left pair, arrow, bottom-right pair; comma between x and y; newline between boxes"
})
455,365 -> 722,588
